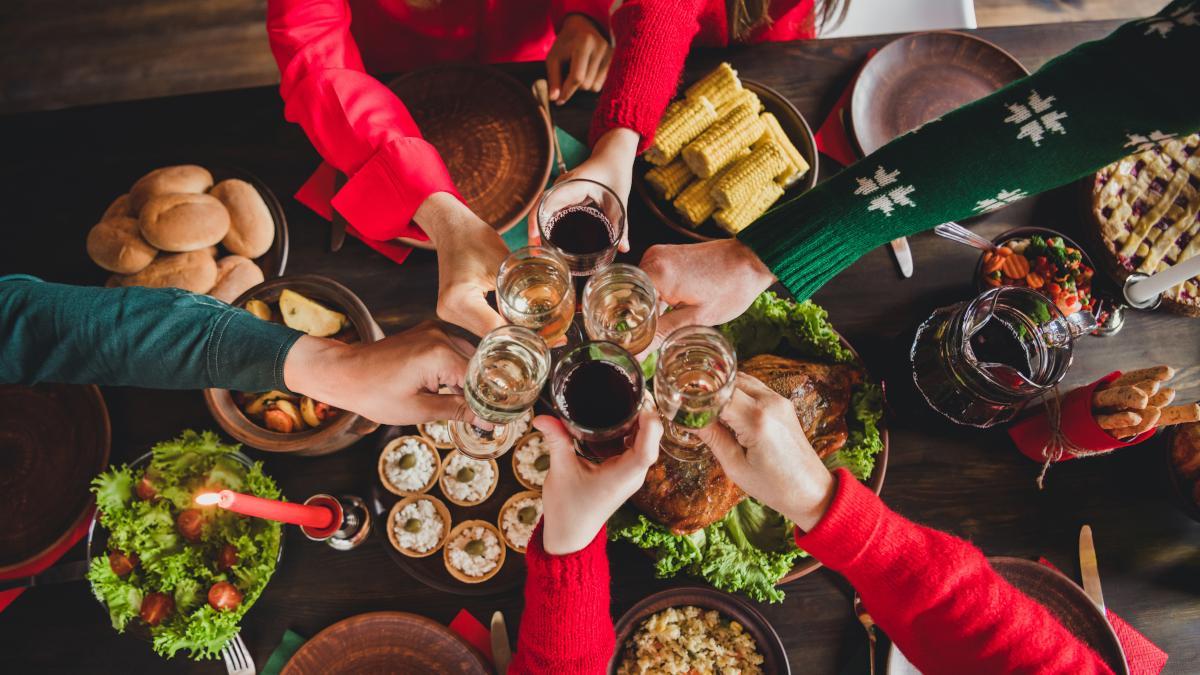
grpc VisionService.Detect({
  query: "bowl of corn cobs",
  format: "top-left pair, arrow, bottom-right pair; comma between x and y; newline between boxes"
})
633,62 -> 818,241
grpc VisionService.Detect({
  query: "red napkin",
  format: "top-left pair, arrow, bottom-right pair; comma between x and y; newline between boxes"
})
0,508 -> 93,613
813,49 -> 877,167
1037,558 -> 1168,674
449,608 -> 494,665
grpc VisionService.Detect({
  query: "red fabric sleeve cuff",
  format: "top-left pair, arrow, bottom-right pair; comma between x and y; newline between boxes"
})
794,468 -> 888,572
553,0 -> 612,37
524,521 -> 609,586
331,136 -> 458,241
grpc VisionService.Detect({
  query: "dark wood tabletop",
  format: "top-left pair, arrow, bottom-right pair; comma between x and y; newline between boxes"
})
2,18 -> 1198,674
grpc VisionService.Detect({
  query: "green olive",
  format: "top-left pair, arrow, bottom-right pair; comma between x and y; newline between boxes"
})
398,453 -> 416,470
465,539 -> 485,556
455,467 -> 476,483
403,518 -> 422,533
517,506 -> 538,525
533,454 -> 550,472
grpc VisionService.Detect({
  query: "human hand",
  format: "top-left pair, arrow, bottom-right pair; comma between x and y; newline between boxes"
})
695,374 -> 835,531
546,14 -> 612,104
283,321 -> 474,426
640,238 -> 775,347
415,192 -> 509,337
538,409 -> 662,555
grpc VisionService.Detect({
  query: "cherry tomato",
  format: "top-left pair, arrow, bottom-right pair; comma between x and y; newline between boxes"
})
140,592 -> 174,626
176,509 -> 205,542
135,474 -> 157,501
217,544 -> 239,571
208,581 -> 243,612
263,408 -> 295,433
108,550 -> 138,577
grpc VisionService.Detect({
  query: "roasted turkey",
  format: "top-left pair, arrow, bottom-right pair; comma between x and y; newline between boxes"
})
631,354 -> 864,534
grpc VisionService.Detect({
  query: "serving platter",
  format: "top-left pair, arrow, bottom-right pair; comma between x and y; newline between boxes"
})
632,79 -> 819,242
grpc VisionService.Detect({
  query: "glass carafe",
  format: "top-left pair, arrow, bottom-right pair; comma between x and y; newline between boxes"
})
910,287 -> 1095,427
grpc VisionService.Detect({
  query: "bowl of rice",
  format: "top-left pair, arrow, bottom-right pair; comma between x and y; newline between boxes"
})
418,420 -> 456,450
497,490 -> 542,553
443,520 -> 506,584
378,435 -> 441,496
386,495 -> 451,558
439,451 -> 499,507
512,432 -> 549,491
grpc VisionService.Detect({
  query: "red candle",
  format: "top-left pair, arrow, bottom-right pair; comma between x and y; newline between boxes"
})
195,490 -> 336,530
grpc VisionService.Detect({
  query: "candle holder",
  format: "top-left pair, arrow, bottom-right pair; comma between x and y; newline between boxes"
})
300,493 -> 371,551
1121,273 -> 1163,311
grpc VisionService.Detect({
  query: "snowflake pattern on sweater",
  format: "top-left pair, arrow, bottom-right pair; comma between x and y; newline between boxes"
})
974,188 -> 1028,213
1124,130 -> 1177,153
1004,92 -> 1068,147
854,166 -> 917,217
1138,2 -> 1198,37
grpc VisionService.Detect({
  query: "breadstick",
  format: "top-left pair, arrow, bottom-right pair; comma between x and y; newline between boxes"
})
1158,403 -> 1200,427
1111,366 -> 1175,387
1109,406 -> 1161,439
1095,411 -> 1142,429
1148,388 -> 1176,408
1132,380 -> 1161,396
1092,386 -> 1148,411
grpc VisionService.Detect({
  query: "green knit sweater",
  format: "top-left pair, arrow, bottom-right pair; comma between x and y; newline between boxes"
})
739,0 -> 1200,301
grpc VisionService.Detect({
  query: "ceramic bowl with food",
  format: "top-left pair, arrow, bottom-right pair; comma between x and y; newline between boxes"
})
443,520 -> 506,584
497,490 -> 542,553
204,275 -> 384,456
386,495 -> 452,558
974,227 -> 1099,318
378,435 -> 442,496
511,431 -> 549,491
418,420 -> 456,450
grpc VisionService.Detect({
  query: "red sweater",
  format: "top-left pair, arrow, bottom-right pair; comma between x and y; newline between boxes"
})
511,469 -> 1112,674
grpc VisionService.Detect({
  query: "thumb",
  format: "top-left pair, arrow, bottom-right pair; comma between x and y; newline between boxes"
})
409,392 -> 471,425
545,53 -> 563,101
455,293 -> 507,338
695,421 -> 746,478
532,414 -> 578,465
621,408 -> 662,470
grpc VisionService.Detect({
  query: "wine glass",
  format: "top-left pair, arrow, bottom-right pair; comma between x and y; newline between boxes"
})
536,178 -> 626,277
497,246 -> 575,345
449,326 -> 550,459
550,341 -> 645,461
653,326 -> 737,462
582,263 -> 658,356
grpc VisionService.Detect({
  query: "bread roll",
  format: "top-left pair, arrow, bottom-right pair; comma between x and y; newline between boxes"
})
103,194 -> 134,219
210,255 -> 265,303
139,193 -> 230,252
112,250 -> 218,294
129,165 -> 213,211
211,179 -> 274,258
87,216 -> 158,274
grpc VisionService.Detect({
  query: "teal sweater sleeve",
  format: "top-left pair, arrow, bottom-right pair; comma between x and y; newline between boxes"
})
0,276 -> 302,392
739,0 -> 1200,301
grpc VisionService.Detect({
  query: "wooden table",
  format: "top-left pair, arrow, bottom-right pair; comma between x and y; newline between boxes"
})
2,19 -> 1197,673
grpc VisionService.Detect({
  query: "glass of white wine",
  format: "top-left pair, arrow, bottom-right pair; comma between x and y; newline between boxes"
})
582,263 -> 658,356
497,246 -> 575,346
653,326 -> 737,462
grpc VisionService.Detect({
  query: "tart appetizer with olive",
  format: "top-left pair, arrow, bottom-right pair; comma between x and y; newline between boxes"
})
378,435 -> 441,496
512,432 -> 549,491
439,451 -> 499,507
418,420 -> 456,450
443,520 -> 506,583
498,490 -> 543,553
387,495 -> 452,559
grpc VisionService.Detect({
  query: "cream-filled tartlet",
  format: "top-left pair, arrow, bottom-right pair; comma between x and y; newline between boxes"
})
439,451 -> 498,506
444,520 -> 506,583
386,495 -> 451,558
418,420 -> 455,450
512,432 -> 549,491
378,435 -> 440,496
498,491 -> 543,553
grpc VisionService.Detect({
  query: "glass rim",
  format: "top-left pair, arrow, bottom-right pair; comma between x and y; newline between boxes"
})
535,177 -> 629,244
655,324 -> 739,397
581,262 -> 658,305
551,340 -> 645,434
496,245 -> 574,319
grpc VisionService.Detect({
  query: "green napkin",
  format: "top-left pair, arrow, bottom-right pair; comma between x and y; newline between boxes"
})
502,127 -> 589,251
261,629 -> 307,675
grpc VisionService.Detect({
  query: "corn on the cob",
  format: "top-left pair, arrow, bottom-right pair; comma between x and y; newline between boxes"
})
685,62 -> 742,109
645,96 -> 719,166
710,142 -> 789,209
716,88 -> 763,118
681,103 -> 765,178
714,181 -> 784,234
673,160 -> 742,227
755,112 -> 810,185
645,158 -> 694,200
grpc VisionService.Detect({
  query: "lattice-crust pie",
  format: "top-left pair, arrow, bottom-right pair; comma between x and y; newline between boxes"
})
1092,133 -> 1200,316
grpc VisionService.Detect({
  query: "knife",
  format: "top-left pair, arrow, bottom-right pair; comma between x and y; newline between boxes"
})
889,237 -> 913,278
0,560 -> 90,592
491,610 -> 512,674
330,173 -> 348,252
1079,525 -> 1106,614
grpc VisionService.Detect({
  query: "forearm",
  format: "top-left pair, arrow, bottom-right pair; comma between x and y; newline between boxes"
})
796,470 -> 1111,675
0,277 -> 300,392
740,2 -> 1200,301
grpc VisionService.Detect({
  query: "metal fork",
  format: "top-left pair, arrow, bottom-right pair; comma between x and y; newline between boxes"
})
853,592 -> 877,675
222,633 -> 255,675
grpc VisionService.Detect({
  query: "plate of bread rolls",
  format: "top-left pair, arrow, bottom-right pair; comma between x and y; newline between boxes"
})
86,164 -> 288,302
633,63 -> 818,241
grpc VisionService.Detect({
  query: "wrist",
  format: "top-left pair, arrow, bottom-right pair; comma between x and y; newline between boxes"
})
282,336 -> 356,406
592,127 -> 640,164
727,238 -> 776,289
413,192 -> 478,247
784,469 -> 836,533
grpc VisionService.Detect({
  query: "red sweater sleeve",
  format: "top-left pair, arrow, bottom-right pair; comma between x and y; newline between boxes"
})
510,523 -> 613,674
266,0 -> 458,240
798,469 -> 1114,675
588,0 -> 706,150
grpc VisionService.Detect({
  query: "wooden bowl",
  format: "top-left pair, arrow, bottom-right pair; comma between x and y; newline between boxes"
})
443,520 -> 507,584
378,435 -> 442,497
439,451 -> 499,507
610,586 -> 790,675
203,275 -> 383,455
511,431 -> 548,491
418,421 -> 456,450
633,80 -> 818,242
386,495 -> 452,559
496,490 -> 543,554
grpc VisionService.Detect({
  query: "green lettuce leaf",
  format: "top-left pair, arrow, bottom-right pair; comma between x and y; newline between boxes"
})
719,291 -> 854,363
823,382 -> 886,480
88,556 -> 142,632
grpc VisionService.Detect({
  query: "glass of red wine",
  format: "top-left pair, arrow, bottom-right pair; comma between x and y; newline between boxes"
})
550,341 -> 645,461
536,178 -> 627,277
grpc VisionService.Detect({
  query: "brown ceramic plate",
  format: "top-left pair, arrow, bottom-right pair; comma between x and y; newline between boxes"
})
610,586 -> 790,675
283,611 -> 490,675
633,80 -> 819,242
989,557 -> 1128,674
851,32 -> 1028,156
0,384 -> 110,573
